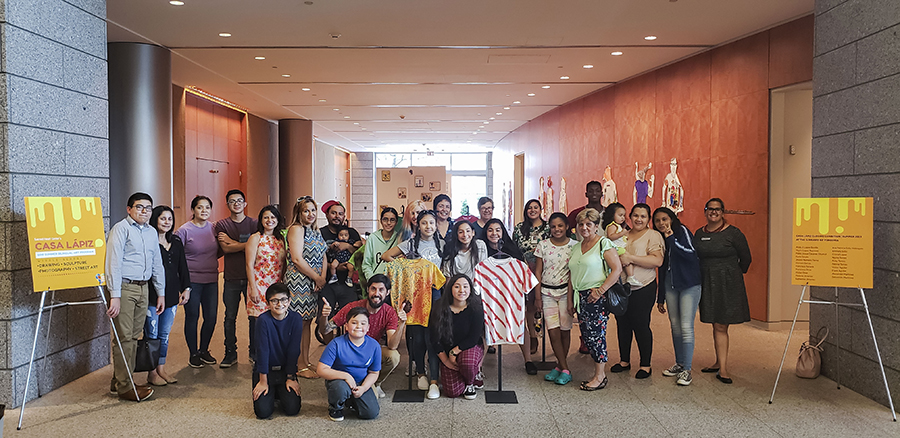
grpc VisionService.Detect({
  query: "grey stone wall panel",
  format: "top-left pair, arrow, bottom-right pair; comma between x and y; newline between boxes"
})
811,174 -> 900,222
810,132 -> 854,177
815,0 -> 900,56
65,133 -> 109,177
65,293 -> 108,347
40,334 -> 108,394
854,123 -> 900,174
10,174 -> 109,220
63,0 -> 105,19
0,319 -> 7,369
856,24 -> 900,83
812,73 -> 900,136
63,46 -> 108,99
8,75 -> 109,138
873,221 -> 900,271
818,344 -> 900,408
2,25 -> 64,87
812,42 -> 856,96
815,0 -> 847,16
6,0 -> 105,59
6,123 -> 65,174
10,308 -> 68,368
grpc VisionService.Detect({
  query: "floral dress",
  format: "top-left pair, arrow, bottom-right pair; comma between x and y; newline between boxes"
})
248,234 -> 285,317
284,225 -> 327,320
512,221 -> 550,271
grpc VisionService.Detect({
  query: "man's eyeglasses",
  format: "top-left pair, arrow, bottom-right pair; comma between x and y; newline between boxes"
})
132,204 -> 153,212
227,198 -> 245,205
268,297 -> 290,305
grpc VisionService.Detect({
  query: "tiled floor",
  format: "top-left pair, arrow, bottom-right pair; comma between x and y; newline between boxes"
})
4,307 -> 897,437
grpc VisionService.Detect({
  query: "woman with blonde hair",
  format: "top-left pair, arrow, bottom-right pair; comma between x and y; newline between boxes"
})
284,196 -> 328,379
401,200 -> 428,241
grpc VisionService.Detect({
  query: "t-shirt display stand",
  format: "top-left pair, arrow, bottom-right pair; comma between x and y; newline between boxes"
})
391,350 -> 425,403
17,282 -> 139,429
768,284 -> 896,421
484,345 -> 517,404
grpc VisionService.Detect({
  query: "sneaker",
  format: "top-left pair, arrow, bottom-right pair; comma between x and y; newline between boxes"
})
427,383 -> 440,399
662,364 -> 684,377
328,275 -> 338,285
626,276 -> 643,287
328,409 -> 344,422
474,370 -> 484,390
544,368 -> 562,382
463,384 -> 477,400
199,351 -> 217,365
374,385 -> 386,399
189,354 -> 204,368
219,352 -> 237,368
417,375 -> 429,391
344,277 -> 354,288
676,370 -> 692,386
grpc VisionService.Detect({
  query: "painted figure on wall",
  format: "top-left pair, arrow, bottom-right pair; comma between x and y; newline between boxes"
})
633,162 -> 655,205
538,176 -> 546,218
507,181 -> 514,230
502,182 -> 509,229
661,157 -> 684,214
601,166 -> 617,208
544,177 -> 554,221
559,177 -> 568,215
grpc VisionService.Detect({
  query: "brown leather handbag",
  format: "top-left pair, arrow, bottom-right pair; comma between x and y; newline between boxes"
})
796,327 -> 828,379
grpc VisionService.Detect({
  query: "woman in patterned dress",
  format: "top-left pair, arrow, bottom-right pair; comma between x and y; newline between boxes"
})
512,199 -> 550,354
245,205 -> 286,363
284,197 -> 327,379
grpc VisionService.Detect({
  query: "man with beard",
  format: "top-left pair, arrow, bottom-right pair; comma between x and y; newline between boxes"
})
320,274 -> 406,398
318,200 -> 364,341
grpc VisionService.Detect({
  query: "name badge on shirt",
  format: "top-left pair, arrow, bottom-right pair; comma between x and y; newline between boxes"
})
701,237 -> 711,241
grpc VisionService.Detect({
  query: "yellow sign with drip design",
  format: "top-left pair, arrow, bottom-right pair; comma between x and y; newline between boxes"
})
792,197 -> 873,288
25,197 -> 106,292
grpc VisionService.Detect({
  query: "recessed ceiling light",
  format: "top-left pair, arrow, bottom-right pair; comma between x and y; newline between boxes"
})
353,122 -> 359,125
503,107 -> 510,110
218,33 -> 232,37
361,127 -> 366,130
319,99 -> 326,102
583,64 -> 593,69
489,117 -> 495,120
527,93 -> 536,97
611,51 -> 623,56
496,112 -> 502,115
344,116 -> 350,119
473,132 -> 478,134
560,76 -> 570,80
254,56 -> 265,60
644,35 -> 657,41
169,1 -> 184,5
281,74 -> 291,78
513,101 -> 520,104
301,88 -> 310,91
542,85 -> 551,89
479,126 -> 485,128
484,121 -> 490,124
333,108 -> 340,111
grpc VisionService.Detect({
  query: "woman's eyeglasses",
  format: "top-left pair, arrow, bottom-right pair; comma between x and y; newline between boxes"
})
704,207 -> 723,213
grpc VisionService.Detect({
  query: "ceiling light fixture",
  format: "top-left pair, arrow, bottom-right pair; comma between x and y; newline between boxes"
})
281,74 -> 291,78
489,117 -> 495,120
319,99 -> 326,102
496,112 -> 502,115
254,56 -> 265,60
169,1 -> 184,5
353,122 -> 359,125
644,35 -> 657,41
583,64 -> 593,69
560,76 -> 570,80
301,88 -> 310,91
527,93 -> 535,96
344,116 -> 350,119
484,121 -> 490,124
503,107 -> 510,110
611,51 -> 623,56
513,101 -> 520,104
218,32 -> 232,37
542,85 -> 551,89
333,108 -> 340,111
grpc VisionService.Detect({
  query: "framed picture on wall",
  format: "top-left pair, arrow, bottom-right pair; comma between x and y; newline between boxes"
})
429,181 -> 441,191
414,175 -> 424,187
379,204 -> 390,213
421,192 -> 433,202
398,187 -> 407,199
381,170 -> 391,182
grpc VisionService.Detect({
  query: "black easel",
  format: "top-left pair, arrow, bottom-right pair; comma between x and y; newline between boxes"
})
392,333 -> 425,403
484,345 -> 517,404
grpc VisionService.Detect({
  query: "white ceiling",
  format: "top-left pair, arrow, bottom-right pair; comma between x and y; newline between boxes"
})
107,0 -> 813,151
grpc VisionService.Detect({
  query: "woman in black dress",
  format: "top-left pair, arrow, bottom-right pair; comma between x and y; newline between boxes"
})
693,198 -> 751,384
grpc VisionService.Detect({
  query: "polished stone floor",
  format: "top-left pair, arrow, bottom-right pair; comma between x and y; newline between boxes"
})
4,304 -> 897,437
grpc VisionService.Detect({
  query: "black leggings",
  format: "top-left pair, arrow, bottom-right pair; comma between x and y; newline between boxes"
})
407,325 -> 439,381
615,281 -> 657,367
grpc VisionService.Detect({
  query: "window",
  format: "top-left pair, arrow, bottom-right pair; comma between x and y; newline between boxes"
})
451,176 -> 486,218
451,153 -> 487,171
376,153 -> 411,168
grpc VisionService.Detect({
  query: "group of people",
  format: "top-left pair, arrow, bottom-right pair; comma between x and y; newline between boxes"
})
104,179 -> 752,421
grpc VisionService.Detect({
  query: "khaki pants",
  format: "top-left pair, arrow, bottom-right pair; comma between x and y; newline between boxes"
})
111,282 -> 148,394
377,346 -> 400,386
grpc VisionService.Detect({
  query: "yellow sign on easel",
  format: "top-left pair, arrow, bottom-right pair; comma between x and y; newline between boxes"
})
24,197 -> 106,292
792,197 -> 873,288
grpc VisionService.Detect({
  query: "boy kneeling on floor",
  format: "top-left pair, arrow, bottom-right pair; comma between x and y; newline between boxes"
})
252,282 -> 303,419
317,306 -> 381,421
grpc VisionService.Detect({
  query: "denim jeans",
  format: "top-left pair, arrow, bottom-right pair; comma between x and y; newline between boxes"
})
144,305 -> 177,365
665,275 -> 701,370
222,279 -> 249,357
184,282 -> 218,355
253,370 -> 301,419
325,379 -> 379,419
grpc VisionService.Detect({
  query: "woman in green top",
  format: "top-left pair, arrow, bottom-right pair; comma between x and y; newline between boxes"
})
568,208 -> 623,391
361,207 -> 401,282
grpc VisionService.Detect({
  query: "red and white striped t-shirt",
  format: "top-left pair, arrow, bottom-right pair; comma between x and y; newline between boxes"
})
474,257 -> 538,346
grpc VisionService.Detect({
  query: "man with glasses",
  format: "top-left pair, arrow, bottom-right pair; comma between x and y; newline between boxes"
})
215,189 -> 258,367
252,282 -> 303,419
105,192 -> 166,401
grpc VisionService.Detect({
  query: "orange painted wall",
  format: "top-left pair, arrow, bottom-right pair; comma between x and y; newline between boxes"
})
494,16 -> 812,321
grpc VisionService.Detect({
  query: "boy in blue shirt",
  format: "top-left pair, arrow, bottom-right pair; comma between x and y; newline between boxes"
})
252,283 -> 303,419
317,306 -> 381,421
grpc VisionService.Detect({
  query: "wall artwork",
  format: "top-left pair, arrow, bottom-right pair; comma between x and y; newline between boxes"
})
601,166 -> 617,208
633,162 -> 655,205
381,170 -> 391,182
398,187 -> 407,199
421,192 -> 433,202
661,158 -> 684,214
414,175 -> 424,187
559,177 -> 568,215
506,181 -> 514,230
429,181 -> 441,191
538,176 -> 546,214
379,204 -> 390,213
543,177 -> 555,221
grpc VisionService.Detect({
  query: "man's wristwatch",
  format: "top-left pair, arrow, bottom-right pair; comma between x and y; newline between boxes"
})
449,350 -> 458,357
287,374 -> 297,381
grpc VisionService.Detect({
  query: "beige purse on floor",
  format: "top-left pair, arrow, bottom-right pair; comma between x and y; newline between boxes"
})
796,327 -> 828,379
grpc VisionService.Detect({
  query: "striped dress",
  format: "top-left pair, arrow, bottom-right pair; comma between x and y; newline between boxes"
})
284,225 -> 326,320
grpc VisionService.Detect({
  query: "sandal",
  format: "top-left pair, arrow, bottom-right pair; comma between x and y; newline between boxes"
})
299,365 -> 320,379
579,377 -> 608,391
701,366 -> 720,373
555,371 -> 572,385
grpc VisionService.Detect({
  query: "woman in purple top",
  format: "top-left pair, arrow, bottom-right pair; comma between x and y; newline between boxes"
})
175,195 -> 221,369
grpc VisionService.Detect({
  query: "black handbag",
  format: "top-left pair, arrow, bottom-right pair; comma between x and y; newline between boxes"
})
603,260 -> 631,316
133,338 -> 161,372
